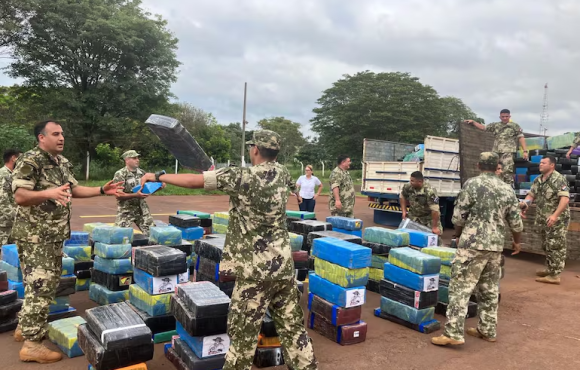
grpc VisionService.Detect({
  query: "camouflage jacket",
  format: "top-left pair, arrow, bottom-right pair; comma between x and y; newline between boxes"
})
573,133 -> 580,148
529,171 -> 570,224
485,121 -> 524,153
0,165 -> 16,226
329,166 -> 355,214
113,167 -> 147,209
401,183 -> 440,219
452,173 -> 523,252
203,161 -> 296,281
11,146 -> 78,243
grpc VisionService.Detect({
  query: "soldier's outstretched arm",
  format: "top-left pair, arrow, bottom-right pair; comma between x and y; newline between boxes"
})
464,120 -> 485,130
72,180 -> 124,198
141,173 -> 205,189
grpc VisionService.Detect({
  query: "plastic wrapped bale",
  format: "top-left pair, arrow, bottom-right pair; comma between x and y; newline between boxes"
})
211,212 -> 230,226
175,282 -> 230,318
92,226 -> 134,244
76,278 -> 91,291
388,247 -> 441,275
308,273 -> 365,308
176,322 -> 230,358
169,214 -> 202,228
547,132 -> 575,150
94,242 -> 132,259
74,261 -> 94,277
48,316 -> 86,358
148,226 -> 182,246
366,279 -> 380,293
197,257 -> 219,280
1,244 -> 20,267
307,313 -> 367,345
254,347 -> 285,368
91,269 -> 133,291
439,265 -> 452,280
421,246 -> 456,266
362,241 -> 391,255
64,231 -> 90,246
289,232 -> 304,252
374,308 -> 441,334
173,226 -> 204,241
168,240 -> 193,256
371,254 -> 389,270
212,223 -> 228,235
126,301 -> 176,334
369,268 -> 383,282
0,298 -> 23,318
165,348 -> 187,370
8,280 -> 24,298
379,279 -> 438,309
94,256 -> 133,275
85,302 -> 152,351
363,227 -> 410,247
325,216 -> 363,231
0,289 -> 17,305
383,263 -> 439,292
292,251 -> 309,269
311,237 -> 371,269
61,256 -> 75,276
332,228 -> 362,237
170,295 -> 228,337
307,293 -> 362,326
83,222 -> 109,236
194,238 -> 225,263
195,273 -> 235,297
436,301 -> 478,318
177,210 -> 211,219
0,317 -> 18,333
307,231 -> 362,250
173,337 -> 226,370
63,245 -> 92,262
133,246 -> 187,276
129,283 -> 172,317
55,275 -> 77,297
0,270 -> 7,291
286,210 -> 316,220
314,258 -> 369,288
131,234 -> 149,247
133,267 -> 188,295
0,261 -> 22,282
397,218 -> 433,233
260,310 -> 277,337
381,296 -> 435,324
438,285 -> 449,304
77,323 -> 154,370
288,220 -> 332,234
394,229 -> 437,248
89,283 -> 130,305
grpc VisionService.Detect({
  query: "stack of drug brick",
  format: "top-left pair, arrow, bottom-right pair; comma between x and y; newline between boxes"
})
288,219 -> 333,280
63,231 -> 92,292
325,216 -> 364,237
79,223 -> 110,292
361,227 -> 404,294
286,210 -> 316,230
50,253 -> 77,321
0,268 -> 21,333
89,226 -> 135,305
166,282 -> 230,370
307,237 -> 370,345
78,302 -> 154,370
177,210 -> 213,236
167,216 -> 203,276
193,235 -> 235,297
210,212 -> 229,235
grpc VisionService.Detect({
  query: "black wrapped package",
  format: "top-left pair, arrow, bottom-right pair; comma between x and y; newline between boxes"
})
362,241 -> 392,255
75,261 -> 94,279
171,295 -> 228,337
194,238 -> 225,263
366,279 -> 380,294
0,299 -> 22,319
0,289 -> 17,305
84,302 -> 152,351
173,338 -> 226,370
131,234 -> 149,247
286,216 -> 301,230
55,275 -> 77,297
0,317 -> 18,333
77,323 -> 154,370
75,270 -> 92,279
0,270 -> 8,292
175,282 -> 230,319
166,348 -> 188,370
295,268 -> 308,282
170,214 -> 201,228
375,308 -> 440,334
260,311 -> 277,337
133,246 -> 187,277
293,260 -> 308,269
126,301 -> 176,334
436,301 -> 477,318
308,256 -> 315,271
197,257 -> 219,279
195,273 -> 235,297
307,230 -> 362,249
380,279 -> 438,309
254,347 -> 285,368
91,269 -> 133,291
289,220 -> 332,235
200,218 -> 213,228
169,241 -> 193,256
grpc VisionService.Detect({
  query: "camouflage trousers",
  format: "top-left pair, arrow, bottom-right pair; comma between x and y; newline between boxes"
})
330,208 -> 354,218
17,241 -> 63,342
497,152 -> 515,186
0,225 -> 13,246
444,248 -> 501,341
411,215 -> 443,246
115,204 -> 155,236
224,278 -> 318,370
538,219 -> 569,276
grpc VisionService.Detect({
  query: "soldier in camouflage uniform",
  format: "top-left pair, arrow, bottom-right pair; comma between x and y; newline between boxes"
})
432,152 -> 523,346
113,150 -> 156,235
400,171 -> 443,243
329,155 -> 355,218
139,130 -> 318,370
565,133 -> 580,159
521,156 -> 570,284
465,109 -> 528,186
11,121 -> 121,363
0,148 -> 22,246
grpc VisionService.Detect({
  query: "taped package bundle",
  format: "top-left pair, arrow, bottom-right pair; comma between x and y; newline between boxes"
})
312,238 -> 371,270
172,338 -> 226,370
314,258 -> 369,288
362,241 -> 391,255
439,265 -> 452,280
91,269 -> 133,291
133,267 -> 188,295
194,238 -> 225,263
421,246 -> 456,266
374,308 -> 440,334
168,240 -> 193,257
307,312 -> 367,345
74,260 -> 94,281
383,263 -> 439,292
83,222 -> 108,236
49,296 -> 70,313
211,212 -> 229,225
133,246 -> 187,277
64,231 -> 90,246
94,242 -> 132,259
170,214 -> 201,228
195,272 -> 235,298
379,279 -> 438,310
55,275 -> 77,297
288,220 -> 332,235
48,316 -> 86,358
388,247 -> 441,275
92,226 -> 134,244
173,226 -> 204,241
394,229 -> 438,248
308,273 -> 365,308
89,283 -> 130,305
127,300 -> 177,334
325,216 -> 363,231
176,322 -> 230,359
0,288 -> 21,333
286,210 -> 316,220
363,227 -> 410,247
307,293 -> 361,326
63,245 -> 92,262
292,251 -> 309,269
149,226 -> 182,246
76,278 -> 91,291
289,232 -> 304,252
371,254 -> 389,270
307,231 -> 362,250
380,296 -> 435,325
129,283 -> 173,317
132,234 -> 150,247
0,289 -> 17,305
254,347 -> 285,368
368,268 -> 383,282
397,218 -> 433,234
196,257 -> 219,281
94,256 -> 133,275
61,256 -> 75,276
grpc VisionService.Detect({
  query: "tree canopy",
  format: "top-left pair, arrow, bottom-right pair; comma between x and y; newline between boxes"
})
257,117 -> 307,164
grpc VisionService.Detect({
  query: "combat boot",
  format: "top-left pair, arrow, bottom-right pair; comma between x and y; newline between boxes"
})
536,275 -> 560,285
431,335 -> 464,346
14,328 -> 24,342
535,269 -> 549,277
466,328 -> 497,342
19,340 -> 62,363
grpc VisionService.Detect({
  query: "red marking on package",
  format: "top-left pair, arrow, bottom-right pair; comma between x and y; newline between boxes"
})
414,291 -> 420,308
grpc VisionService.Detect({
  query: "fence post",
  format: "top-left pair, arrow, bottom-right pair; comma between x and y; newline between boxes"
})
175,159 -> 178,174
320,160 -> 325,177
85,151 -> 90,181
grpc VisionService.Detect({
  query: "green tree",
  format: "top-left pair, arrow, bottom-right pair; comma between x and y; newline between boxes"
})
198,124 -> 231,163
223,122 -> 253,163
440,96 -> 484,137
0,123 -> 35,155
0,0 -> 34,51
295,138 -> 327,166
257,117 -> 307,164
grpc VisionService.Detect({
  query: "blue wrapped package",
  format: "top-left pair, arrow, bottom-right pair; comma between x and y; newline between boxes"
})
149,226 -> 183,246
363,227 -> 410,247
94,242 -> 132,259
308,273 -> 365,308
92,226 -> 134,244
0,260 -> 22,282
61,257 -> 75,276
129,283 -> 172,316
380,296 -> 434,324
388,247 -> 441,275
311,238 -> 371,269
133,267 -> 189,295
132,181 -> 163,194
515,168 -> 528,175
175,226 -> 204,241
8,280 -> 24,298
89,283 -> 129,305
289,233 -> 303,252
333,228 -> 362,237
325,217 -> 363,231
394,229 -> 437,248
49,296 -> 70,313
1,244 -> 20,267
383,263 -> 439,292
76,278 -> 91,291
63,245 -> 92,262
175,322 -> 230,359
64,231 -> 90,246
94,256 -> 133,275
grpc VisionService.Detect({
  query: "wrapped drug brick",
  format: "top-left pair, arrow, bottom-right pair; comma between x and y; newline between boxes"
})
314,258 -> 369,288
126,301 -> 176,334
168,240 -> 193,256
380,296 -> 435,325
83,222 -> 108,236
438,285 -> 449,304
383,263 -> 439,292
308,312 -> 367,345
176,321 -> 230,358
312,237 -> 371,269
89,364 -> 148,370
55,275 -> 77,297
0,261 -> 22,282
436,301 -> 477,318
332,228 -> 362,237
368,268 -> 383,282
197,256 -> 219,280
363,227 -> 410,246
0,289 -> 17,305
170,214 -> 201,228
166,348 -> 187,370
394,229 -> 438,248
371,254 -> 389,270
380,279 -> 438,309
170,295 -> 228,337
133,267 -> 188,295
260,310 -> 277,337
366,279 -> 380,294
289,220 -> 332,235
94,256 -> 132,275
307,293 -> 362,326
133,246 -> 187,277
362,241 -> 391,255
398,218 -> 433,233
307,230 -> 362,250
64,231 -> 90,246
149,226 -> 182,246
92,226 -> 134,244
75,261 -> 94,275
175,282 -> 230,318
2,244 -> 20,266
94,242 -> 132,259
64,245 -> 92,262
325,216 -> 363,231
212,224 -> 228,234
254,347 -> 285,368
195,273 -> 235,297
178,210 -> 212,219
8,280 -> 23,298
289,232 -> 304,252
374,308 -> 441,334
308,273 -> 365,308
89,283 -> 129,305
0,298 -> 22,318
91,269 -> 133,291
77,323 -> 153,370
286,216 -> 301,230
388,247 -> 441,275
131,234 -> 149,247
0,317 -> 18,333
61,256 -> 75,276
48,307 -> 77,322
129,283 -> 172,316
76,278 -> 91,291
286,210 -> 316,220
49,296 -> 70,313
0,270 -> 8,291
48,316 -> 86,358
440,265 -> 451,280
194,238 -> 225,263
421,246 -> 456,265
212,212 -> 230,225
173,337 -> 226,370
174,226 -> 204,240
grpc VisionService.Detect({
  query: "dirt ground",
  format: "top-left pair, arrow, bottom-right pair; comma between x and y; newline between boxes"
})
2,194 -> 580,370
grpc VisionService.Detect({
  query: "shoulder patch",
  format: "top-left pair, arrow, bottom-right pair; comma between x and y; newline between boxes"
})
19,164 -> 34,176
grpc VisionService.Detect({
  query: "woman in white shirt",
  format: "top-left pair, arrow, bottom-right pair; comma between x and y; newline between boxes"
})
296,165 -> 323,212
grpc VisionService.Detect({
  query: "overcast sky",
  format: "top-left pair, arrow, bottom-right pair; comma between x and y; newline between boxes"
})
2,0 -> 579,137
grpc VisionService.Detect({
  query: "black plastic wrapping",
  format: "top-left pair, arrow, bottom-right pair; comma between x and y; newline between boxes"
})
173,338 -> 226,370
145,114 -> 213,172
166,347 -> 188,370
295,268 -> 308,282
254,347 -> 285,368
439,278 -> 449,287
84,302 -> 152,351
91,269 -> 132,292
0,317 -> 18,333
293,260 -> 308,269
197,256 -> 219,278
377,309 -> 440,333
195,273 -> 235,297
169,241 -> 193,256
380,279 -> 438,309
0,289 -> 17,305
55,275 -> 77,297
307,230 -> 362,249
75,261 -> 94,278
170,214 -> 201,228
199,218 -> 213,228
435,301 -> 477,318
289,220 -> 332,235
134,246 -> 187,277
194,239 -> 225,263
0,270 -> 8,291
362,241 -> 392,255
131,234 -> 149,247
309,294 -> 362,326
171,295 -> 228,337
48,308 -> 76,322
0,299 -> 22,319
77,323 -> 154,370
175,282 -> 230,319
260,311 -> 277,337
308,256 -> 315,271
366,279 -> 380,294
286,216 -> 301,230
126,301 -> 176,334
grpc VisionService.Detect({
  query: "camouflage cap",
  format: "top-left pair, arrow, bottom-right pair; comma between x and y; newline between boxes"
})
246,130 -> 281,150
479,152 -> 499,166
121,150 -> 140,159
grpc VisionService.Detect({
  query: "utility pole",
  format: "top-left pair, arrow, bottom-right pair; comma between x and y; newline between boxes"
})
539,83 -> 549,136
241,82 -> 248,167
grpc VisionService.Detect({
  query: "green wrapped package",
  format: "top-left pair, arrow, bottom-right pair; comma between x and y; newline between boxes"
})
314,258 -> 369,288
438,285 -> 449,304
388,247 -> 441,275
289,233 -> 303,252
178,210 -> 211,219
212,224 -> 228,235
369,268 -> 383,281
421,246 -> 456,266
440,265 -> 452,280
129,283 -> 172,317
363,227 -> 409,247
89,283 -> 129,305
371,254 -> 389,270
212,212 -> 229,226
286,210 -> 316,220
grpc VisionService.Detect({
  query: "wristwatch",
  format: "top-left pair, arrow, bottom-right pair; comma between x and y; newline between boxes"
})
154,170 -> 166,182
